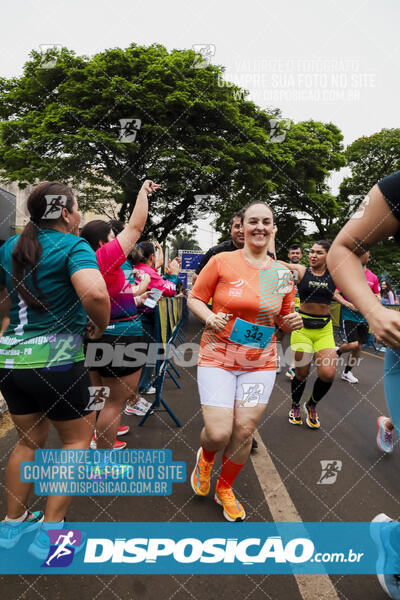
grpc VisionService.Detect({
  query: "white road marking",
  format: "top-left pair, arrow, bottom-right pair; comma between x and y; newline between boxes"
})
251,431 -> 340,600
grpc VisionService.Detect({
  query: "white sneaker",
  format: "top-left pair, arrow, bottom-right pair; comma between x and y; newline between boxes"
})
126,397 -> 154,416
137,397 -> 153,410
341,371 -> 359,384
90,430 -> 97,449
144,386 -> 156,395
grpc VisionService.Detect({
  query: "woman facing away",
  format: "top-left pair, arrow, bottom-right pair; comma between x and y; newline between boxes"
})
123,241 -> 180,416
188,201 -> 303,522
129,241 -> 180,400
0,181 -> 110,558
80,180 -> 159,450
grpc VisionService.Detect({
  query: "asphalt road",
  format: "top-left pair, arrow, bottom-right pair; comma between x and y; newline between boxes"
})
0,314 -> 397,600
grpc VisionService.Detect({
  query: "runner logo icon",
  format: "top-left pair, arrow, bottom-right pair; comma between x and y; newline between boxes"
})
317,460 -> 342,485
86,386 -> 110,411
43,195 -> 67,219
275,270 -> 293,294
118,118 -> 142,143
240,383 -> 264,407
191,44 -> 216,69
45,334 -> 82,371
42,529 -> 82,568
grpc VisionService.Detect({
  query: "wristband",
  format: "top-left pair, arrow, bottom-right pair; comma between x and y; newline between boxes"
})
205,314 -> 214,327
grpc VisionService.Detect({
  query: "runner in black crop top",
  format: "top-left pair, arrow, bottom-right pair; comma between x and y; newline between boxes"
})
279,241 -> 336,316
279,240 -> 338,430
297,267 -> 336,305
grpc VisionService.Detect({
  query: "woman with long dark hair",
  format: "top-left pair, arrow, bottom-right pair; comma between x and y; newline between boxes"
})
80,180 -> 159,449
0,181 -> 110,558
380,280 -> 397,305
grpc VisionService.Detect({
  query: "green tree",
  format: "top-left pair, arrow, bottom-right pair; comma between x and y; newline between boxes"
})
0,44 -> 289,241
213,119 -> 346,252
338,128 -> 400,222
369,240 -> 400,284
271,120 -> 345,241
168,229 -> 201,259
337,128 -> 400,282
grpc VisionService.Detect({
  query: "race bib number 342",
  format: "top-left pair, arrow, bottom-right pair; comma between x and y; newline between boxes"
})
229,318 -> 275,349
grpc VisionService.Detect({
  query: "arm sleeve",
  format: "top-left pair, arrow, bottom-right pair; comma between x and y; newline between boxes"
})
164,273 -> 179,284
66,238 -> 100,277
195,248 -> 214,275
96,237 -> 126,275
279,283 -> 296,317
388,291 -> 395,304
191,255 -> 220,303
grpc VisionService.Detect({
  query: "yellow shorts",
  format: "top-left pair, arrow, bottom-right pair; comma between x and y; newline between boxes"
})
290,314 -> 336,354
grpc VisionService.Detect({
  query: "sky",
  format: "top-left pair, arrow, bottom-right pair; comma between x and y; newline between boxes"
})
1,0 -> 399,249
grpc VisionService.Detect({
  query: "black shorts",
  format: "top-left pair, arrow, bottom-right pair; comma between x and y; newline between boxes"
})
0,362 -> 93,421
84,334 -> 146,379
343,320 -> 369,345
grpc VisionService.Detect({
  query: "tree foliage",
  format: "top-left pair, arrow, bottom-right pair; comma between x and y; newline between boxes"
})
0,44 -> 291,241
337,129 -> 400,282
168,229 -> 201,258
0,44 -> 348,247
342,128 -> 400,192
213,119 -> 345,250
338,128 -> 400,222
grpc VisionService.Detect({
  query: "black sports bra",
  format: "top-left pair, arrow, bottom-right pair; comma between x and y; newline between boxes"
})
297,267 -> 335,305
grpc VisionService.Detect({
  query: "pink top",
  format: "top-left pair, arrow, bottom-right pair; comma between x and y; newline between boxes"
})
135,262 -> 177,297
96,238 -> 137,322
365,268 -> 380,294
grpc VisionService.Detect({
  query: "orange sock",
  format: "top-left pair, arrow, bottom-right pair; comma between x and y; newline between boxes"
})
202,446 -> 216,463
216,455 -> 245,490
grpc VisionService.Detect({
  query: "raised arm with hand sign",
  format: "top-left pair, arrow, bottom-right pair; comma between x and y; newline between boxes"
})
117,180 -> 161,257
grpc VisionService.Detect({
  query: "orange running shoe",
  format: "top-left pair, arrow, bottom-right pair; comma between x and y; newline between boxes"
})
215,487 -> 246,522
190,448 -> 214,496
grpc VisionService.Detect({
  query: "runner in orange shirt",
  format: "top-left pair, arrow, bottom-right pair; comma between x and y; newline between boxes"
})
188,201 -> 303,522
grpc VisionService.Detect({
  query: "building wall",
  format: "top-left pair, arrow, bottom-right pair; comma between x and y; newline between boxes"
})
0,182 -> 33,231
0,187 -> 17,242
0,181 -> 120,234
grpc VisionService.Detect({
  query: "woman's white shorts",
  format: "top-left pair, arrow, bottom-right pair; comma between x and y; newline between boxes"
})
197,366 -> 276,409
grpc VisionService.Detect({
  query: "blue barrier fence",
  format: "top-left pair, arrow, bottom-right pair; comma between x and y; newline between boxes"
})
139,297 -> 186,427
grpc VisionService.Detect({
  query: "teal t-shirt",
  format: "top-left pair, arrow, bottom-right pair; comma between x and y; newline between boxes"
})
341,305 -> 366,323
0,229 -> 99,369
121,259 -> 135,284
109,257 -> 143,335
